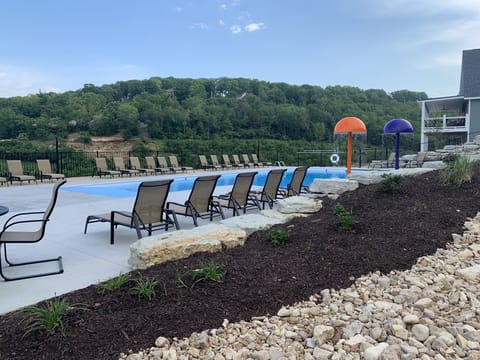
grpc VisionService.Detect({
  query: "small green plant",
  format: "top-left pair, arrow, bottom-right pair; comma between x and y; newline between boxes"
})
270,228 -> 290,246
440,156 -> 474,186
175,271 -> 188,288
333,204 -> 356,231
97,273 -> 131,294
130,277 -> 158,300
379,174 -> 404,193
193,260 -> 224,283
23,298 -> 76,337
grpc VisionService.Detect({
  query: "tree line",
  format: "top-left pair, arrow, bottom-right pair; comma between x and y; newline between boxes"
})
0,77 -> 427,153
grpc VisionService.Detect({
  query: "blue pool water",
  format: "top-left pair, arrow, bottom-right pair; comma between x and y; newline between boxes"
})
64,167 -> 348,198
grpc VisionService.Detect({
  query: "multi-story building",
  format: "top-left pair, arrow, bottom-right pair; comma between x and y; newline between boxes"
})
418,48 -> 480,151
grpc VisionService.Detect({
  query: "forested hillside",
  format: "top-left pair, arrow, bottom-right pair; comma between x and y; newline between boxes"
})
0,77 -> 426,152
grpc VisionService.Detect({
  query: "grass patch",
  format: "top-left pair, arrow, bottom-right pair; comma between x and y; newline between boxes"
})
193,260 -> 224,283
96,273 -> 131,294
130,277 -> 158,300
440,156 -> 475,186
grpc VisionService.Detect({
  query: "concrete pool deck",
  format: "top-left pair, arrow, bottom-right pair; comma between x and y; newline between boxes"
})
0,169 -> 264,315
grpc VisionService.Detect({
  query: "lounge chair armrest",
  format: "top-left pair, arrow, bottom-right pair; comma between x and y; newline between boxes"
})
3,218 -> 48,231
277,189 -> 288,197
111,210 -> 131,217
3,211 -> 44,228
165,208 -> 176,216
167,201 -> 187,209
215,193 -> 231,200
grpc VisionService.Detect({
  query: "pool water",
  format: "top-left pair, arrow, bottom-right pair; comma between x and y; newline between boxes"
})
64,167 -> 347,198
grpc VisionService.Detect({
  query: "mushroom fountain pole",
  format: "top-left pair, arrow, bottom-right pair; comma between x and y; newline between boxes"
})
333,117 -> 367,175
383,118 -> 414,170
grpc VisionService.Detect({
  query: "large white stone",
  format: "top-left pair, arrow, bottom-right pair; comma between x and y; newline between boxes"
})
456,265 -> 480,281
276,196 -> 323,214
363,342 -> 389,360
129,224 -> 246,269
308,178 -> 359,194
313,325 -> 334,344
220,213 -> 285,234
422,161 -> 447,169
348,172 -> 385,185
261,209 -> 306,222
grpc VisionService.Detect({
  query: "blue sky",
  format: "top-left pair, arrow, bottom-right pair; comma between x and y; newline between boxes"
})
1,0 -> 479,98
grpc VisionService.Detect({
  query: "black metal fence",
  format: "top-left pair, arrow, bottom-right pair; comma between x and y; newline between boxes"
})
0,144 -> 418,180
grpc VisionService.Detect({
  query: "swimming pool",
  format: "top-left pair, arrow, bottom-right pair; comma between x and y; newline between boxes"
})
64,167 -> 348,198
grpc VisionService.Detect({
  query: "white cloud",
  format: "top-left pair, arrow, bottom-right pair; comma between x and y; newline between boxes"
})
0,64 -> 59,98
433,52 -> 463,66
219,19 -> 225,26
230,25 -> 242,34
175,7 -> 182,13
244,22 -> 265,32
368,0 -> 480,68
191,22 -> 208,30
220,0 -> 240,11
368,0 -> 480,16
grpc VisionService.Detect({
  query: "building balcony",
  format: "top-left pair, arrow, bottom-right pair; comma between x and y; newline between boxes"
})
423,115 -> 467,133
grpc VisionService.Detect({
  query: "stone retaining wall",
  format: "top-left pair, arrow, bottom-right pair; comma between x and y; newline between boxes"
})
129,196 -> 323,270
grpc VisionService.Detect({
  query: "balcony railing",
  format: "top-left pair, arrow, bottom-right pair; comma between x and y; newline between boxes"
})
424,115 -> 467,132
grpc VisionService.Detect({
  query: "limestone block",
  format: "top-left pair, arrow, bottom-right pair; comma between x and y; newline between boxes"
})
348,172 -> 385,185
129,224 -> 246,269
422,161 -> 447,169
261,209 -> 306,221
276,196 -> 323,214
463,144 -> 479,152
221,213 -> 285,235
308,178 -> 359,194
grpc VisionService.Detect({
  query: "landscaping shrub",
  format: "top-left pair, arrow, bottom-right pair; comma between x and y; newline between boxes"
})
23,298 -> 77,337
270,228 -> 290,247
440,156 -> 475,186
333,204 -> 356,231
379,174 -> 404,194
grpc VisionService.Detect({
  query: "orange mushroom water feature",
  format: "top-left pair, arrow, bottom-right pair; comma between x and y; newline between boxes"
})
333,117 -> 367,175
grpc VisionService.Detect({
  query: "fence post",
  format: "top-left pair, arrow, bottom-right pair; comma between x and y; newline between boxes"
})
55,132 -> 59,173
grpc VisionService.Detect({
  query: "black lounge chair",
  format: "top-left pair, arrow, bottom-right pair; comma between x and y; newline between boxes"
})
251,168 -> 287,209
84,179 -> 178,244
167,175 -> 224,226
279,166 -> 309,197
0,179 -> 66,281
213,172 -> 260,216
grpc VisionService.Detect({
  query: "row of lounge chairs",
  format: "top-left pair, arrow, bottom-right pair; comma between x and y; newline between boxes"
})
95,156 -> 194,177
0,159 -> 65,185
200,154 -> 272,170
0,166 -> 309,280
84,166 -> 309,244
368,152 -> 427,169
95,154 -> 273,178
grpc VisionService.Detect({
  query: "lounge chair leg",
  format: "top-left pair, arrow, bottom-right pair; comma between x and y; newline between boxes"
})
110,212 -> 115,245
167,210 -> 180,230
1,243 -> 63,281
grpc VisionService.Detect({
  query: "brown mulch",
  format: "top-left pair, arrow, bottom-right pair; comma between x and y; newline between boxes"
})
1,166 -> 480,360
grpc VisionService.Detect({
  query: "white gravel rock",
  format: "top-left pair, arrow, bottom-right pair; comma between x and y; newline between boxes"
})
119,212 -> 480,360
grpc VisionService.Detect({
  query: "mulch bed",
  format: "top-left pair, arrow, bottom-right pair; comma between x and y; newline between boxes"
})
1,166 -> 480,360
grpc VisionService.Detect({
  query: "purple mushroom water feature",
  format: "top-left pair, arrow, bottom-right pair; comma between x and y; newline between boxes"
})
383,118 -> 414,169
